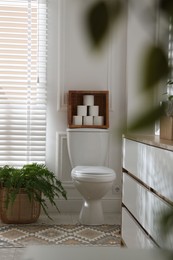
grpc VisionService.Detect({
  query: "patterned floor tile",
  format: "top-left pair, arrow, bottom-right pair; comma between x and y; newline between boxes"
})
17,236 -> 51,246
0,239 -> 17,247
37,228 -> 66,241
0,229 -> 26,240
57,236 -> 89,245
75,228 -> 104,241
93,235 -> 121,246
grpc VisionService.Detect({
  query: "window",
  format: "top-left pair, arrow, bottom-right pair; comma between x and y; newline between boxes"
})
0,0 -> 47,167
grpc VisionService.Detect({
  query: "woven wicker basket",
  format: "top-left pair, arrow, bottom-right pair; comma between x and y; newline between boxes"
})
0,188 -> 41,224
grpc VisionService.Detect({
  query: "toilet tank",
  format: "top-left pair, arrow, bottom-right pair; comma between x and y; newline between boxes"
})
66,128 -> 109,168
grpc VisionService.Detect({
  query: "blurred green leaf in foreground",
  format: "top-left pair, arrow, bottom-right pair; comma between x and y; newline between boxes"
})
142,46 -> 169,91
86,0 -> 123,48
85,0 -> 173,250
85,0 -> 172,131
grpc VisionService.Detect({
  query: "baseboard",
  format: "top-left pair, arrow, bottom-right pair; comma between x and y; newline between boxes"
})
44,198 -> 121,214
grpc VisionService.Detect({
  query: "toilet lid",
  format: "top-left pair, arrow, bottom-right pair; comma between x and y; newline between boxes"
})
71,166 -> 116,182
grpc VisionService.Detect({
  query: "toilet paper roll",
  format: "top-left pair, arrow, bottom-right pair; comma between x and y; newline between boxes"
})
89,106 -> 99,116
73,115 -> 82,125
77,105 -> 87,116
94,116 -> 104,126
83,95 -> 94,106
83,116 -> 93,125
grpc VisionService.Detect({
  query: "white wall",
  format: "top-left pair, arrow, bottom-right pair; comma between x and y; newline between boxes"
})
45,0 -> 158,214
46,0 -> 127,213
126,0 -> 158,134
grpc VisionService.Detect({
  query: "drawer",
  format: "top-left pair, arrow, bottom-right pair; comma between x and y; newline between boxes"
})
123,138 -> 173,202
122,207 -> 157,248
123,172 -> 173,248
122,172 -> 148,229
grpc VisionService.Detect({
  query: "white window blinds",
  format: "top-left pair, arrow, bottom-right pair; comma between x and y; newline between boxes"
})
0,0 -> 47,167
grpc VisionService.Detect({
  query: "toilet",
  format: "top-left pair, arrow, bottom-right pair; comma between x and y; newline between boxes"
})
66,128 -> 116,225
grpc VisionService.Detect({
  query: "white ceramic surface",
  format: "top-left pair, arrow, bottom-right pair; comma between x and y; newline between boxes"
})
71,166 -> 116,225
66,128 -> 116,225
66,128 -> 109,168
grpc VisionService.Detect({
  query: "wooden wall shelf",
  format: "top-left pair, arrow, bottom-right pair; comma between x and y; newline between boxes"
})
67,90 -> 109,129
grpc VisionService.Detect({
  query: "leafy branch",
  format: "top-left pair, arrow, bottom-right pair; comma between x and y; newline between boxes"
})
85,0 -> 173,131
85,0 -> 173,250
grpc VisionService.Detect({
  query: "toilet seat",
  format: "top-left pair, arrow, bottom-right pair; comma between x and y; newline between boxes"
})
71,166 -> 116,182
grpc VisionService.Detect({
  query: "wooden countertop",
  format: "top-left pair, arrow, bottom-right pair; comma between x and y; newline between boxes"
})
123,134 -> 173,152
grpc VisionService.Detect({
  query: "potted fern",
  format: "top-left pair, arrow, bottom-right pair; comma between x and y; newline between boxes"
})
160,80 -> 173,140
0,163 -> 67,224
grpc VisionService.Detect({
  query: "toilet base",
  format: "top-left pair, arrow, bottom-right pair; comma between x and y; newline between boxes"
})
79,199 -> 104,225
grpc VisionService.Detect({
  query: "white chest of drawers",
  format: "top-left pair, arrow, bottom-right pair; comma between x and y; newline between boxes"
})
122,137 -> 173,249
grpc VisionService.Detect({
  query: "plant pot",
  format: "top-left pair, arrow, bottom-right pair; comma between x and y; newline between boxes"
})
160,116 -> 173,140
0,188 -> 41,224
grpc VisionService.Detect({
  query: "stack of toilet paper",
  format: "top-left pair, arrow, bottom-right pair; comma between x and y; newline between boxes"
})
73,95 -> 104,126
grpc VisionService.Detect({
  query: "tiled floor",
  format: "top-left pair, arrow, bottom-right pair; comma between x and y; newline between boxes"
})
0,213 -> 121,260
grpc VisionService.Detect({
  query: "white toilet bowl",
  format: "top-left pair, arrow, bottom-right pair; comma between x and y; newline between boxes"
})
67,128 -> 117,225
71,166 -> 116,225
